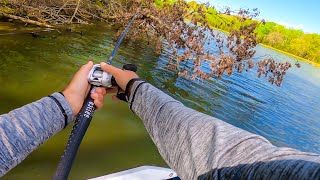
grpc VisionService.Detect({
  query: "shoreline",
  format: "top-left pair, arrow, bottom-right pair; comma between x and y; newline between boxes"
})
210,26 -> 320,68
259,43 -> 320,68
1,20 -> 320,68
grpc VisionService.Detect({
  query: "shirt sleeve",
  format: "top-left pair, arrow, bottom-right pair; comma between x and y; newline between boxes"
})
128,81 -> 320,180
0,92 -> 74,176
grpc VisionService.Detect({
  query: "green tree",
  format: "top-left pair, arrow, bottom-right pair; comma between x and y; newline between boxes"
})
266,31 -> 284,46
290,38 -> 310,56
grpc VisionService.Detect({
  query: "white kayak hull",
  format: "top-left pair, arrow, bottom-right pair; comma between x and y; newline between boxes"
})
88,166 -> 178,180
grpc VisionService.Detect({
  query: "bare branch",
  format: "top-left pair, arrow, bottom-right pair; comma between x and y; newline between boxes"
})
0,11 -> 53,28
69,0 -> 81,23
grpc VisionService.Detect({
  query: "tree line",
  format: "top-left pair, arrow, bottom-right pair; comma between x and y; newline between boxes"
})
196,1 -> 320,64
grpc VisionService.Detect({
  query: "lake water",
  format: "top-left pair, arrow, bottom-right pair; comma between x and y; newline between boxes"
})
0,22 -> 319,179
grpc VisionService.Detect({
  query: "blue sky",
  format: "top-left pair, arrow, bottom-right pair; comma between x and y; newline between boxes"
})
198,0 -> 320,34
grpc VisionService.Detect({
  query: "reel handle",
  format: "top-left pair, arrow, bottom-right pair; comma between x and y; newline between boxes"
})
123,64 -> 137,72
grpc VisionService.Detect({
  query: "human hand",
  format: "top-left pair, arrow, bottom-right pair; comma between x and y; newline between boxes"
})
63,61 -> 107,115
100,62 -> 139,91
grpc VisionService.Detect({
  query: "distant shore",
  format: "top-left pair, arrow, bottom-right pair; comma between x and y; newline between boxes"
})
259,43 -> 320,68
210,27 -> 320,68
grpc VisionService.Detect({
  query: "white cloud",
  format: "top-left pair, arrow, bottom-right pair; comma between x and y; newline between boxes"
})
276,21 -> 304,29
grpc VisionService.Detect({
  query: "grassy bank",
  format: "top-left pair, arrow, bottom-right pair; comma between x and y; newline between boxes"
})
259,43 -> 320,68
210,26 -> 320,68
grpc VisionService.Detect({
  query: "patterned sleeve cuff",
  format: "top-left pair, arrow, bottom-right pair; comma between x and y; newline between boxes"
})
50,92 -> 74,125
128,81 -> 146,110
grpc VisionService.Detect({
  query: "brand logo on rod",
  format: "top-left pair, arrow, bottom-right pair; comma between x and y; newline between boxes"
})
84,102 -> 95,118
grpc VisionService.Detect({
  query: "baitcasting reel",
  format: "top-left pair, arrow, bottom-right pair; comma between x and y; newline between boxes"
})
88,64 -> 113,87
88,64 -> 138,87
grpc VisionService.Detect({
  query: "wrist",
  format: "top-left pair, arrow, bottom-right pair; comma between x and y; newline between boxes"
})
127,80 -> 146,110
49,92 -> 75,127
62,90 -> 79,115
125,78 -> 143,98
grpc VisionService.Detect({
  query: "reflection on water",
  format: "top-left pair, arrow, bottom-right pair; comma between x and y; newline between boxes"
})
0,22 -> 319,179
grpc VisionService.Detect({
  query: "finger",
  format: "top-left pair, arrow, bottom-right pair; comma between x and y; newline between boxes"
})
67,61 -> 93,94
95,87 -> 107,95
80,61 -> 94,72
91,92 -> 104,101
91,93 -> 104,107
91,92 -> 98,100
75,61 -> 94,81
95,93 -> 105,109
106,88 -> 118,94
112,95 -> 121,102
94,99 -> 104,109
100,62 -> 123,76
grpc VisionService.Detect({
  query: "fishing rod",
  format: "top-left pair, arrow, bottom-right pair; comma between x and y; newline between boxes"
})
53,14 -> 137,180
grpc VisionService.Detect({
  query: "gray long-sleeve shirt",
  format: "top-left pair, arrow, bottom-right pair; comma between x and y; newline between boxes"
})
129,81 -> 320,179
0,93 -> 74,176
0,83 -> 319,179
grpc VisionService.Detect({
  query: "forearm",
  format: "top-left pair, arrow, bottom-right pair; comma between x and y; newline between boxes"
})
129,82 -> 320,179
0,92 -> 73,176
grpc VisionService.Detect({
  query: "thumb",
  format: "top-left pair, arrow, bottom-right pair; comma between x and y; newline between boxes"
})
63,61 -> 94,115
100,62 -> 122,76
79,61 -> 94,77
72,61 -> 94,83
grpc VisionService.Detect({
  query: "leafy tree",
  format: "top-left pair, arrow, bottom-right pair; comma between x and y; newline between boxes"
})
266,31 -> 284,46
290,38 -> 310,56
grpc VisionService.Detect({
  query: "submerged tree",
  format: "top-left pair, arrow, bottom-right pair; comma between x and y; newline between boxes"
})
113,0 -> 292,86
0,0 -> 292,86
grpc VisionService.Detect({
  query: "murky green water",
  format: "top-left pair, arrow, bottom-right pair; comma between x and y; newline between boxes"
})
0,23 -> 167,179
0,22 -> 320,179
